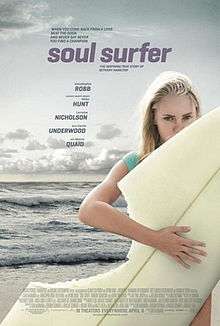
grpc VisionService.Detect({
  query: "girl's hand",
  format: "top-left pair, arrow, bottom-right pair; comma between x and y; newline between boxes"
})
152,226 -> 207,269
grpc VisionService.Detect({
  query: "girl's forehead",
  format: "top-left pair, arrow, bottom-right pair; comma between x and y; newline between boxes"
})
155,95 -> 196,114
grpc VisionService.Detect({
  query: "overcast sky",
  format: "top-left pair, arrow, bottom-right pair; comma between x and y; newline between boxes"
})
0,0 -> 219,179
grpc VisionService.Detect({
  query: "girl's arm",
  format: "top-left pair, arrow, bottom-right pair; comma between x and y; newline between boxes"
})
79,160 -> 207,269
79,160 -> 156,246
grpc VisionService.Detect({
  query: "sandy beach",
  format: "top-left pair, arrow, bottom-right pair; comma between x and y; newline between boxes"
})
0,261 -> 123,323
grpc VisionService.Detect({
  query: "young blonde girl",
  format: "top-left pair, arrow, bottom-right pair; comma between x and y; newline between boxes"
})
79,71 -> 211,326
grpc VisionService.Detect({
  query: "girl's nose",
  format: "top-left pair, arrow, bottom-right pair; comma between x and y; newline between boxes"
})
173,120 -> 184,132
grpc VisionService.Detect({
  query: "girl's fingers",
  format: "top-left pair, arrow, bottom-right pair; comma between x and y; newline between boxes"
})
182,239 -> 206,248
181,246 -> 207,257
172,226 -> 191,233
174,255 -> 191,269
179,252 -> 201,264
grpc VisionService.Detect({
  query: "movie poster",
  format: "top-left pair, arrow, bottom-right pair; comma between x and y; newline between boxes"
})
0,0 -> 219,325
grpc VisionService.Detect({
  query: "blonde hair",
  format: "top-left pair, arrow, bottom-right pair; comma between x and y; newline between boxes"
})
137,71 -> 201,161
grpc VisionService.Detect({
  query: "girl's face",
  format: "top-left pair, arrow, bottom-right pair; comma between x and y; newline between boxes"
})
153,94 -> 198,143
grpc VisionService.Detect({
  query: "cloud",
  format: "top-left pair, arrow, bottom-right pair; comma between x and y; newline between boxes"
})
5,128 -> 30,140
96,124 -> 122,140
0,148 -> 17,158
24,139 -> 47,150
0,150 -> 92,173
0,153 -> 12,158
82,148 -> 128,172
84,141 -> 94,147
1,148 -> 18,153
0,0 -> 74,40
0,148 -> 130,174
46,151 -> 92,172
47,137 -> 66,149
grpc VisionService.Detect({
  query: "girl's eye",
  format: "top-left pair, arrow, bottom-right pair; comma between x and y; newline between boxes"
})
163,116 -> 174,121
183,115 -> 192,120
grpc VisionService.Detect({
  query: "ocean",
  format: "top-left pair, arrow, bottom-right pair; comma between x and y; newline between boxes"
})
0,181 -> 131,320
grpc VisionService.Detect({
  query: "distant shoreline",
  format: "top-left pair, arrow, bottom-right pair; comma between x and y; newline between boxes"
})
0,173 -> 106,183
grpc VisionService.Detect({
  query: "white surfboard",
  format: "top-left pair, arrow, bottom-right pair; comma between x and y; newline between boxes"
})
1,107 -> 220,326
